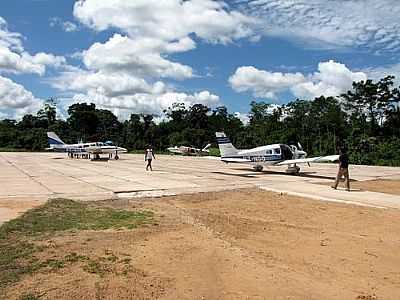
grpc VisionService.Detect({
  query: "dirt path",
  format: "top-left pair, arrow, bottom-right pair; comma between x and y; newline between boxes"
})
0,198 -> 45,225
4,189 -> 400,299
350,179 -> 400,195
316,179 -> 400,195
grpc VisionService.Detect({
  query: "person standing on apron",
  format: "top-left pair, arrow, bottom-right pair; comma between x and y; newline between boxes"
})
145,146 -> 155,171
331,147 -> 350,191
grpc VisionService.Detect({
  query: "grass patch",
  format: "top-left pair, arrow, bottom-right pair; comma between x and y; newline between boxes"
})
20,293 -> 42,300
208,147 -> 220,157
0,199 -> 154,237
0,199 -> 154,291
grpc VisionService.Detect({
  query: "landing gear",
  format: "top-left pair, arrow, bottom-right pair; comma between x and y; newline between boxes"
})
286,164 -> 300,175
253,165 -> 264,172
115,154 -> 119,160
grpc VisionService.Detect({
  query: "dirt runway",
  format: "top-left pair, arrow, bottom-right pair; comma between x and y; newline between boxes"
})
5,189 -> 400,300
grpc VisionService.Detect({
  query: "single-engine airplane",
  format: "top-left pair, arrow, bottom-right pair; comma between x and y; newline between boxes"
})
215,132 -> 338,174
47,132 -> 127,160
167,144 -> 211,156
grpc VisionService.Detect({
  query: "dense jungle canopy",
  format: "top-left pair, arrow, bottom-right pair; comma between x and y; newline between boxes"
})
1,76 -> 399,166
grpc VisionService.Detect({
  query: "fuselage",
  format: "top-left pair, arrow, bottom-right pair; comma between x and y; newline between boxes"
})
168,146 -> 208,156
49,142 -> 127,154
222,144 -> 306,165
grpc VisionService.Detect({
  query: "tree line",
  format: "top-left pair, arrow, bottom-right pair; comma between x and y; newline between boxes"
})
0,76 -> 399,166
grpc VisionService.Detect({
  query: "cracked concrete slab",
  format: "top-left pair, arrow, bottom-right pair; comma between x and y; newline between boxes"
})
0,152 -> 399,224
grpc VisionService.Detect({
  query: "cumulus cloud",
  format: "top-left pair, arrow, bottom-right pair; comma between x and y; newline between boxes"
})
50,17 -> 79,32
229,66 -> 306,99
71,89 -> 219,120
73,0 -> 258,44
229,60 -> 367,100
82,34 -> 193,80
0,75 -> 42,118
0,18 -> 65,75
237,0 -> 400,53
49,0 -> 258,118
0,17 -> 23,51
51,68 -> 165,97
0,17 -> 62,119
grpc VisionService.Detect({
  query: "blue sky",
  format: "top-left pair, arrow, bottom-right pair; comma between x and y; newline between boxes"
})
1,0 -> 399,120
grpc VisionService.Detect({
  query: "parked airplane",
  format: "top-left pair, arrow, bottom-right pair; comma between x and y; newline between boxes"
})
167,144 -> 211,156
215,132 -> 339,174
47,132 -> 127,159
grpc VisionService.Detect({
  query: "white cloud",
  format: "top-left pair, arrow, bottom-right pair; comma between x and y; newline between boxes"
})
62,21 -> 78,32
50,17 -> 79,32
292,61 -> 367,99
51,69 -> 164,96
0,46 -> 45,75
73,0 -> 258,44
0,17 -> 62,119
0,75 -> 42,119
49,0 -> 255,118
237,0 -> 400,53
0,17 -> 23,51
0,18 -> 66,75
70,89 -> 219,120
362,63 -> 400,86
234,112 -> 250,124
229,66 -> 305,99
82,34 -> 193,80
229,60 -> 367,100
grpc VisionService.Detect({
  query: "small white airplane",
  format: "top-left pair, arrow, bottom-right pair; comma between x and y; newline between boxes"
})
167,144 -> 211,156
47,132 -> 127,160
215,132 -> 339,174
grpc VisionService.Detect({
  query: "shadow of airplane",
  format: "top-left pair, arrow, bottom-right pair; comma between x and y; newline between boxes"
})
219,168 -> 358,182
211,171 -> 257,178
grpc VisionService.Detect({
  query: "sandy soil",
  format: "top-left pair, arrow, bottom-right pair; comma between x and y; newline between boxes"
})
350,180 -> 400,195
4,189 -> 400,300
0,199 -> 45,225
317,179 -> 400,195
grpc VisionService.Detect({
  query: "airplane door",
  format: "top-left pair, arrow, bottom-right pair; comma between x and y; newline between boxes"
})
280,145 -> 293,160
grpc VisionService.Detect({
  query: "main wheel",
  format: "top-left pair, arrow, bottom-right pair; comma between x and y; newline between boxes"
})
253,165 -> 264,172
286,165 -> 300,175
115,155 -> 119,160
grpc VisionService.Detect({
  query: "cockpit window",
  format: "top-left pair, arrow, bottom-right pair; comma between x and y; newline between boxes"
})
273,148 -> 281,154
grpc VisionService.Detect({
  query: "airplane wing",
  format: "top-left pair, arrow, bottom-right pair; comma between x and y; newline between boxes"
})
276,155 -> 339,166
221,157 -> 253,163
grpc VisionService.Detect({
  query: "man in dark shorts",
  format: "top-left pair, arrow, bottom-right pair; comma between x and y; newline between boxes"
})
145,146 -> 155,171
331,147 -> 350,191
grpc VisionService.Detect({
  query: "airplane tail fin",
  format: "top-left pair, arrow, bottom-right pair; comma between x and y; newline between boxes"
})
202,143 -> 212,152
215,132 -> 238,157
47,132 -> 65,146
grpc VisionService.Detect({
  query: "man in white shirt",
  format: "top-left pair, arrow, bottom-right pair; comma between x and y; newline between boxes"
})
145,147 -> 155,171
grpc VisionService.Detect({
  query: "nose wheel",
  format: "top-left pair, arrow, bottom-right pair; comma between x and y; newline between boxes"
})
286,165 -> 300,175
253,165 -> 264,172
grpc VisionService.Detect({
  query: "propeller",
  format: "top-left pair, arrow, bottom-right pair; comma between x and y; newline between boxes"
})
297,142 -> 303,151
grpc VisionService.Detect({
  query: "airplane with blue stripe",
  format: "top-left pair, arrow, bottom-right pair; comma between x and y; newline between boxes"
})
215,132 -> 339,174
47,132 -> 127,160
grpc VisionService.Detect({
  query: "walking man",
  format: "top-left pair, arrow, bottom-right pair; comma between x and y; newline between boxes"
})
145,146 -> 155,171
332,147 -> 350,191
